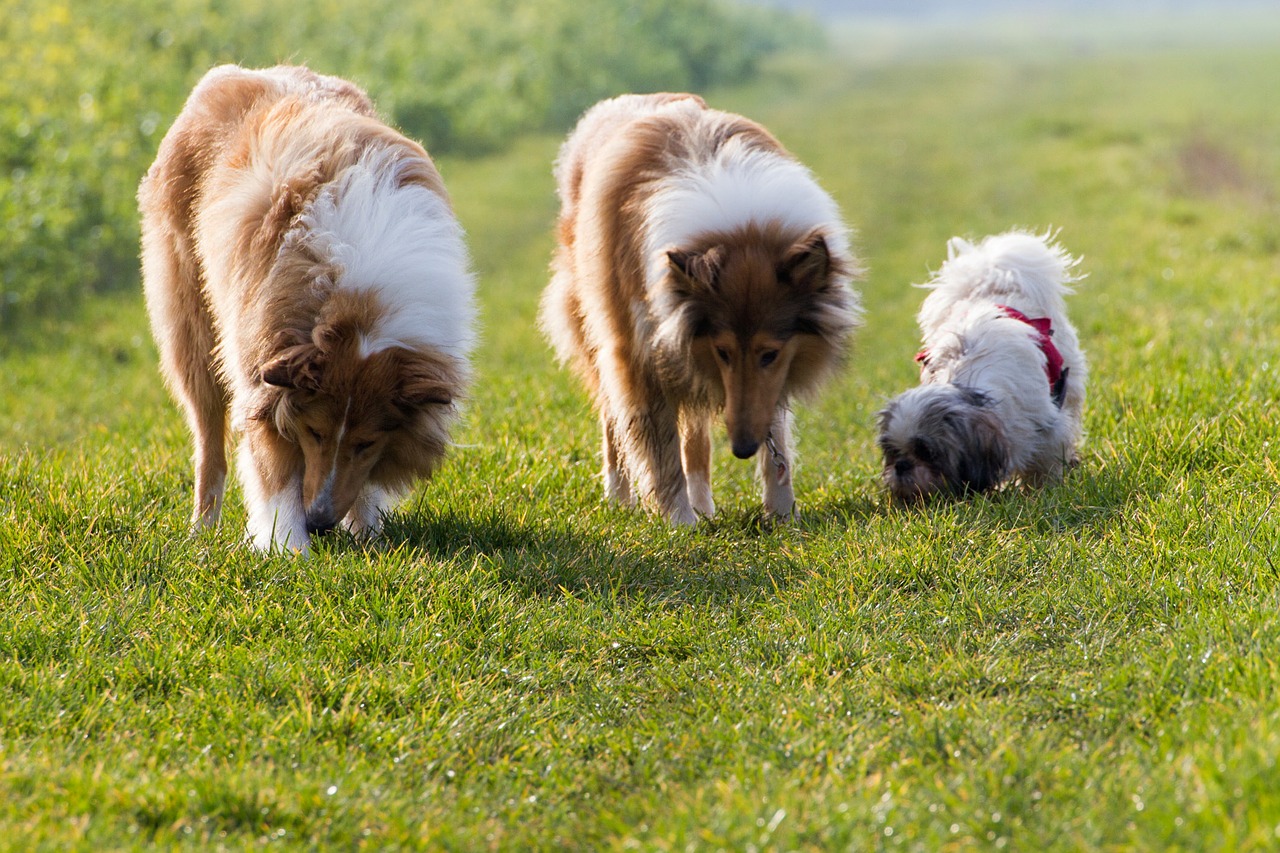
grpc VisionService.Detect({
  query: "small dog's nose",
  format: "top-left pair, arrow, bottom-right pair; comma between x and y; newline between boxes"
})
894,458 -> 914,476
731,439 -> 760,460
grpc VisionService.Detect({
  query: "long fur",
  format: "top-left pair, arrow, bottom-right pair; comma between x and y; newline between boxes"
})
877,230 -> 1087,500
539,93 -> 861,524
139,65 -> 476,553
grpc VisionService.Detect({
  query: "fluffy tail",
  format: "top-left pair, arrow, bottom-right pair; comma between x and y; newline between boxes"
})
933,229 -> 1081,315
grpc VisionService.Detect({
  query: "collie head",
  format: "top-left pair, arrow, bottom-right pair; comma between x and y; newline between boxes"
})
876,383 -> 1010,501
247,294 -> 463,535
641,137 -> 861,459
243,146 -> 475,539
657,223 -> 859,459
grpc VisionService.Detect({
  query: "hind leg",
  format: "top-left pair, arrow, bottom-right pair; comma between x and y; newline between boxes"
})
679,410 -> 715,518
141,228 -> 229,530
759,406 -> 796,520
189,389 -> 229,530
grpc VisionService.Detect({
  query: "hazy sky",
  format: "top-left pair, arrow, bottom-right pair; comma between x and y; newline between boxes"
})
751,0 -> 1272,17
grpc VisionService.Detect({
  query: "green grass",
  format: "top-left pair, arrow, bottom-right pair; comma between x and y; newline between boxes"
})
3,36 -> 1280,850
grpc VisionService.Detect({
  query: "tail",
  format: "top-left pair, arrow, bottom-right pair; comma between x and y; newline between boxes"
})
934,229 -> 1081,313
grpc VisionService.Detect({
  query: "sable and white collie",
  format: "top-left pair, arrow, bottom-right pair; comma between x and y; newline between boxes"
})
539,93 -> 861,524
877,230 -> 1087,500
138,65 -> 476,553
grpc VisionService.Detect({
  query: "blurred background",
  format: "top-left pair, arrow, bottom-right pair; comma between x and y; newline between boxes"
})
1,0 -> 1275,330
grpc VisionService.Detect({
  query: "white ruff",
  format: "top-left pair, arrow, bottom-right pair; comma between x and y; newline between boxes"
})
642,143 -> 849,290
298,149 -> 477,360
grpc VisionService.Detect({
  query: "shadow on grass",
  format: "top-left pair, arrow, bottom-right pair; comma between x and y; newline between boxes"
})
794,458 -> 1142,537
382,501 -> 823,604
368,448 -> 1148,606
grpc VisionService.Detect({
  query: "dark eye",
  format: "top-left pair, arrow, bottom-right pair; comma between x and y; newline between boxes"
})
305,427 -> 322,442
715,347 -> 731,364
352,440 -> 375,455
911,440 -> 936,466
760,350 -> 778,368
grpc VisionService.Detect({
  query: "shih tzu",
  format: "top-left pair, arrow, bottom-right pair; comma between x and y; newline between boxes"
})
877,230 -> 1087,500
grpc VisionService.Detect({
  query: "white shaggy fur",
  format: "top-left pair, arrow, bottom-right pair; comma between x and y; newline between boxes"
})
878,230 -> 1087,499
298,149 -> 477,361
239,444 -> 307,552
642,143 -> 852,292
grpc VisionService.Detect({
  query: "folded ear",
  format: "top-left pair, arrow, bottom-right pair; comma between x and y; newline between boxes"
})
396,353 -> 456,409
668,245 -> 724,291
778,231 -> 831,292
260,341 -> 323,391
950,394 -> 1009,494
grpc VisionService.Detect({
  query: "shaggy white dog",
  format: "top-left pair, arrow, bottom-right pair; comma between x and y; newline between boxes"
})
878,230 -> 1087,499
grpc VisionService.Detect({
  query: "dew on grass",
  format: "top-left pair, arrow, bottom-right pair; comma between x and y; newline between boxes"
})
326,785 -> 338,796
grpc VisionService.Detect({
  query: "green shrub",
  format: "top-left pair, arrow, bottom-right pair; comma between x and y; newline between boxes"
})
0,0 -> 811,326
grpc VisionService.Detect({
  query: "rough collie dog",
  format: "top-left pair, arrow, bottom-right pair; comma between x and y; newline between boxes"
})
539,93 -> 861,525
139,65 -> 476,553
877,230 -> 1086,500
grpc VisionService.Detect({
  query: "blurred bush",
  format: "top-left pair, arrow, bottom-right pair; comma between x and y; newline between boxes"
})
0,0 -> 813,326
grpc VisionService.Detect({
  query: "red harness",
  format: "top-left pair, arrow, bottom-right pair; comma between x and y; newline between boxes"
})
915,305 -> 1067,402
995,305 -> 1064,389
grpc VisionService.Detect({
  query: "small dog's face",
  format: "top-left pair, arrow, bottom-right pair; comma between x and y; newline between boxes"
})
877,385 -> 1009,501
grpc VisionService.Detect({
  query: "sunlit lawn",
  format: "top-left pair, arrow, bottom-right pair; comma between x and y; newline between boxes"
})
2,32 -> 1279,849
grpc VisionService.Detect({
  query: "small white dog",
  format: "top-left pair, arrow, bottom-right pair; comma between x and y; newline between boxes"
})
877,230 -> 1087,500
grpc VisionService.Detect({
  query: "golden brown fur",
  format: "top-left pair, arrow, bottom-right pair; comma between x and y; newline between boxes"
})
139,65 -> 473,553
540,93 -> 861,524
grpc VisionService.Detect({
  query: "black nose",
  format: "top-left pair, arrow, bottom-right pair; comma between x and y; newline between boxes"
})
306,516 -> 336,536
731,439 -> 760,460
894,458 -> 914,476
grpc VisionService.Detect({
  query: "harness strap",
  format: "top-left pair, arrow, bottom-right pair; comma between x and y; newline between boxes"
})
914,305 -> 1069,408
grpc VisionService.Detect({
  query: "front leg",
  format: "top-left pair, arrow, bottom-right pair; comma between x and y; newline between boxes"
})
679,410 -> 715,519
601,414 -> 635,507
238,439 -> 310,554
759,407 -> 796,521
622,400 -> 697,526
344,484 -> 398,539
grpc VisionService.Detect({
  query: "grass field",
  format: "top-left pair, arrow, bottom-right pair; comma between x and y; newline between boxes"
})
3,25 -> 1280,850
